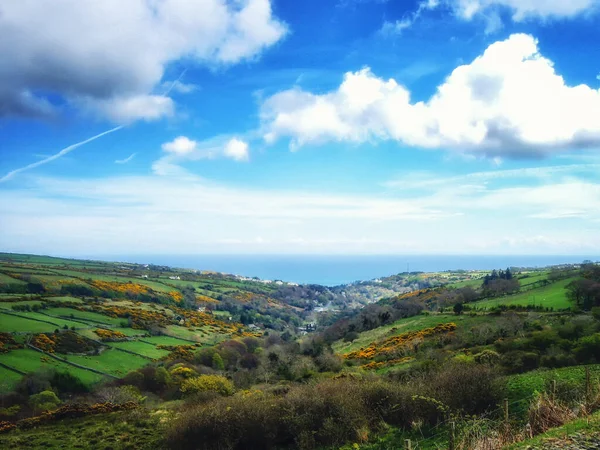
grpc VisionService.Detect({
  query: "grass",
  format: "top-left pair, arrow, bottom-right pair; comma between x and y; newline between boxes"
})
44,307 -> 125,326
0,300 -> 44,308
163,325 -> 230,344
0,349 -> 106,385
0,273 -> 26,284
0,367 -> 24,393
332,313 -> 485,355
0,310 -> 87,330
509,410 -> 600,449
472,278 -> 575,310
65,349 -> 150,377
140,335 -> 198,346
76,327 -> 144,340
0,410 -> 166,449
110,341 -> 170,359
79,273 -> 173,292
0,312 -> 71,333
506,364 -> 600,404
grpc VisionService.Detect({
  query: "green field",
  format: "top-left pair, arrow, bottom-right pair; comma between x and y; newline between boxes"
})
0,349 -> 107,385
0,273 -> 26,284
0,310 -> 87,330
472,278 -> 575,310
0,366 -> 24,393
0,312 -> 72,333
163,324 -> 230,344
506,364 -> 600,404
0,300 -> 44,308
44,307 -> 125,326
140,335 -> 198,346
110,341 -> 170,359
65,349 -> 150,377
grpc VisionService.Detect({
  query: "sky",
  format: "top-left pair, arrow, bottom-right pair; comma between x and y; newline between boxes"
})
1,0 -> 600,257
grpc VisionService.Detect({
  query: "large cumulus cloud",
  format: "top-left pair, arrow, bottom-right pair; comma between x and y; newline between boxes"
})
261,34 -> 600,157
0,0 -> 286,122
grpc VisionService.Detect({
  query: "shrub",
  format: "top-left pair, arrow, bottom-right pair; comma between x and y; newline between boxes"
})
574,333 -> 600,363
167,377 -> 455,450
29,390 -> 61,413
96,385 -> 146,404
500,351 -> 540,374
180,375 -> 234,397
473,350 -> 500,365
426,362 -> 501,415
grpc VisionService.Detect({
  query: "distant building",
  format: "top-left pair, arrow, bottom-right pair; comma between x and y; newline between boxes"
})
168,276 -> 181,280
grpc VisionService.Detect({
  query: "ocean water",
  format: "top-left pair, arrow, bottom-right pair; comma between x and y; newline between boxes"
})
106,254 -> 598,287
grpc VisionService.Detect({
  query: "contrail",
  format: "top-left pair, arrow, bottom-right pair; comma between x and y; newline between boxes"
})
0,70 -> 189,183
0,125 -> 123,183
163,68 -> 188,96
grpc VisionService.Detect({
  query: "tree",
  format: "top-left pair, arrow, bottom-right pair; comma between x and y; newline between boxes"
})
29,390 -> 61,413
453,302 -> 464,315
343,331 -> 358,343
212,352 -> 225,371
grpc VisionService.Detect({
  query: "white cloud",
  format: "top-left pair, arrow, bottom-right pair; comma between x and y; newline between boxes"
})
380,0 -> 439,35
162,136 -> 199,156
2,170 -> 600,255
155,136 -> 250,173
381,1 -> 598,35
87,95 -> 175,124
224,138 -> 250,161
452,0 -> 598,22
0,0 -> 286,122
262,34 -> 600,157
384,164 -> 600,189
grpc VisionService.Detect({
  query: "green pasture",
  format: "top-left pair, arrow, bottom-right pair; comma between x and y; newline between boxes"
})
0,273 -> 26,284
44,307 -> 124,326
110,341 -> 170,359
472,278 -> 575,310
140,335 -> 198,346
0,349 -> 106,385
506,364 -> 600,404
0,367 -> 23,393
0,312 -> 79,333
65,349 -> 149,377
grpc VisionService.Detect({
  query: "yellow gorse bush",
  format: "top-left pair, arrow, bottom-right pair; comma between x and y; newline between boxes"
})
180,375 -> 234,397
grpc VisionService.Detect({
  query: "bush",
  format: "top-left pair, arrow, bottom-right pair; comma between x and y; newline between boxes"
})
29,390 -> 61,413
426,362 -> 502,414
180,375 -> 234,397
167,374 -> 485,450
500,351 -> 540,374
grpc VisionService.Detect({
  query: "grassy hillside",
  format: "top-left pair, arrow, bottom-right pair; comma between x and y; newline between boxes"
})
472,277 -> 575,310
0,253 -> 598,450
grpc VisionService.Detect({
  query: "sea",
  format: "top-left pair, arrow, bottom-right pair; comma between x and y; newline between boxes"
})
102,254 -> 599,287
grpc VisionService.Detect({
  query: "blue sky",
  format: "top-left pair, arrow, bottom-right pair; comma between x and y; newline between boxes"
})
1,0 -> 600,256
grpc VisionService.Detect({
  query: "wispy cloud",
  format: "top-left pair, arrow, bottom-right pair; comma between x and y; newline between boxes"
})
2,166 -> 600,256
115,153 -> 137,165
383,164 -> 600,189
380,0 -> 439,35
